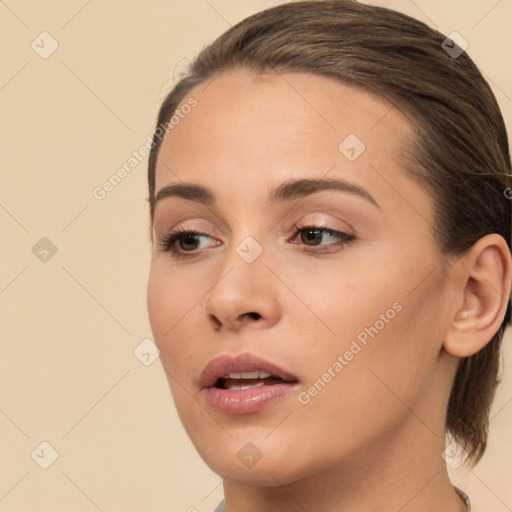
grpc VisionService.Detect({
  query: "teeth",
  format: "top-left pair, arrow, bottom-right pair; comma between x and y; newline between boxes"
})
227,371 -> 273,379
225,382 -> 266,391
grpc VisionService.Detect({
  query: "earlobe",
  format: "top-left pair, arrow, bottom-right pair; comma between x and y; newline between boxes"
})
444,234 -> 512,358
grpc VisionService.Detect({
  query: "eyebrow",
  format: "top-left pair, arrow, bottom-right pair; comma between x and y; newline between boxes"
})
154,177 -> 380,209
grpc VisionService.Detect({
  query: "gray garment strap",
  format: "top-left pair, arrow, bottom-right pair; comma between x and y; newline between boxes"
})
454,486 -> 471,511
214,499 -> 225,512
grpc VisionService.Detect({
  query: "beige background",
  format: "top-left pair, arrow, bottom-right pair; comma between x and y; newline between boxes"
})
0,1 -> 511,511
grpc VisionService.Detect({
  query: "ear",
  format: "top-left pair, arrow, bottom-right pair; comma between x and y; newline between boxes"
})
444,234 -> 512,357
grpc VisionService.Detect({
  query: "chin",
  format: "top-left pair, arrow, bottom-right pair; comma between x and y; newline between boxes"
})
202,454 -> 299,486
191,433 -> 315,486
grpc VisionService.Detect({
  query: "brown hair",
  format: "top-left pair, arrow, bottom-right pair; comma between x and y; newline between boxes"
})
147,0 -> 511,464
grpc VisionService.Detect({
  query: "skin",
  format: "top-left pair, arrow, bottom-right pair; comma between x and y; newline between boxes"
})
147,70 -> 511,511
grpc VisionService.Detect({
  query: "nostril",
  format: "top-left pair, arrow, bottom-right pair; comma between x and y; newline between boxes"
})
208,314 -> 222,330
237,312 -> 261,322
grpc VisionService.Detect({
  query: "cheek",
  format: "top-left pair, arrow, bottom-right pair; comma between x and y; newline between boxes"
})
287,301 -> 437,463
147,263 -> 200,370
346,286 -> 444,409
147,268 -> 173,341
147,270 -> 203,427
147,259 -> 201,331
299,262 -> 443,415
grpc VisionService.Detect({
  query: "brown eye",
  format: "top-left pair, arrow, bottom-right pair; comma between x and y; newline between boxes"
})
158,229 -> 218,258
292,225 -> 355,249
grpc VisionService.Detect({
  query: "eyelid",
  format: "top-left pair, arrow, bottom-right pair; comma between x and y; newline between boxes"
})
287,212 -> 354,234
154,217 -> 217,239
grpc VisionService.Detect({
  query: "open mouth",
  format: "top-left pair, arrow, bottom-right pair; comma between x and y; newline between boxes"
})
200,353 -> 301,414
214,371 -> 297,390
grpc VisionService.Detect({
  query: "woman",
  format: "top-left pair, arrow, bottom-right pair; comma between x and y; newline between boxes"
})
146,1 -> 511,510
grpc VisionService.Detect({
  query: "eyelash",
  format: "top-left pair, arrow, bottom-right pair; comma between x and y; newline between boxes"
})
157,222 -> 355,259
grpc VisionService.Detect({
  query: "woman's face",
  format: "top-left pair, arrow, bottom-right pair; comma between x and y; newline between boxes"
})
147,71 -> 458,484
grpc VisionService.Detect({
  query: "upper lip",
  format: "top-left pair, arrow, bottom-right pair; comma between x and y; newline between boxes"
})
200,352 -> 300,388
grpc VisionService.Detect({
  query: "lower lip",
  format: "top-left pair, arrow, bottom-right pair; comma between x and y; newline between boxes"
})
204,382 -> 299,414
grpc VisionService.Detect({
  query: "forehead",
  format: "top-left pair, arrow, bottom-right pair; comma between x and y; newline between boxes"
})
154,70 -> 419,211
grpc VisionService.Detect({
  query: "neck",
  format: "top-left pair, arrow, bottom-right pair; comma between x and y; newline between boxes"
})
222,417 -> 467,512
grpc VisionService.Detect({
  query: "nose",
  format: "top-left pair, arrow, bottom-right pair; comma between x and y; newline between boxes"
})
202,247 -> 281,332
